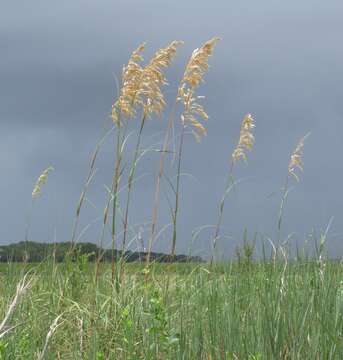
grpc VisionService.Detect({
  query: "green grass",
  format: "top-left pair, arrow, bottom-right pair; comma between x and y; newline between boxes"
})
3,39 -> 333,359
0,260 -> 343,359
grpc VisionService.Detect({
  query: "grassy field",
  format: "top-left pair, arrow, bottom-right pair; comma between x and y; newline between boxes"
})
1,260 -> 343,359
1,38 -> 336,359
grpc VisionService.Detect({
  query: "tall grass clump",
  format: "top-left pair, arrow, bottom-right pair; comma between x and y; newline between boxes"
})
109,41 -> 182,282
148,38 -> 219,266
1,260 -> 343,358
120,41 -> 182,257
109,43 -> 146,283
3,36 -> 342,360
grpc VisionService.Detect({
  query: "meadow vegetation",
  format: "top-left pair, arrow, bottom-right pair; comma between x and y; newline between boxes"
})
0,38 -> 340,359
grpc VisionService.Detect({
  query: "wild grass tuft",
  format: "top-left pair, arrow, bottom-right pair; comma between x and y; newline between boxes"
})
2,38 -> 337,359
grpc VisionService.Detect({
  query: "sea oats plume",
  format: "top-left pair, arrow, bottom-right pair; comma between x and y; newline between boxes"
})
178,90 -> 209,142
232,114 -> 255,163
32,166 -> 54,199
181,37 -> 220,89
288,133 -> 310,181
178,37 -> 219,141
111,43 -> 146,126
139,40 -> 183,117
111,41 -> 182,126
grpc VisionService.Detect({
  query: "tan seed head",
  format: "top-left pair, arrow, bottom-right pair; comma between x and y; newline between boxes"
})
139,40 -> 183,117
111,43 -> 146,126
111,41 -> 182,126
232,114 -> 255,163
288,133 -> 310,181
178,38 -> 219,141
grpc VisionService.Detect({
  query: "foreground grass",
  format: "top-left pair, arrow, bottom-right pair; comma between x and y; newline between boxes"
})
1,260 -> 343,359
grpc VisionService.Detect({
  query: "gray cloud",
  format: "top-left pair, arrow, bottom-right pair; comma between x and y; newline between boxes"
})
1,0 -> 343,258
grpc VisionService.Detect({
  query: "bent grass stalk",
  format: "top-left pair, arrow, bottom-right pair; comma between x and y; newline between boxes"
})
70,129 -> 112,250
95,189 -> 112,283
277,133 -> 310,248
36,314 -> 64,360
210,114 -> 255,266
0,273 -> 33,339
210,162 -> 234,267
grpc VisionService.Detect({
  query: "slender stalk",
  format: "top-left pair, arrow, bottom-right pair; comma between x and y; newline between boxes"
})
163,123 -> 186,295
147,102 -> 177,266
277,174 -> 290,248
148,38 -> 218,267
277,133 -> 309,258
170,124 -> 186,260
111,124 -> 122,284
95,198 -> 110,284
122,110 -> 147,253
119,110 -> 147,283
24,199 -> 34,263
70,129 -> 112,250
210,160 -> 234,267
28,166 -> 54,262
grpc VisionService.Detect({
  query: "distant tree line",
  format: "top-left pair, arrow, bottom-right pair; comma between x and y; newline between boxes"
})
0,241 -> 203,263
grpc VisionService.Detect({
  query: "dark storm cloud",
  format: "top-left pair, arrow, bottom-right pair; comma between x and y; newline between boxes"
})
1,0 -> 343,258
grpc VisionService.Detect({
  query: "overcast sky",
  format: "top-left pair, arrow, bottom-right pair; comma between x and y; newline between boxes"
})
1,0 -> 343,259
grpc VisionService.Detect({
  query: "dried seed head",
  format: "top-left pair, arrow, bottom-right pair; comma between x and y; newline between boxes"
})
111,43 -> 145,126
178,38 -> 219,141
288,133 -> 310,181
181,37 -> 220,89
179,90 -> 209,142
232,114 -> 255,163
32,167 -> 54,199
111,41 -> 182,126
139,40 -> 183,116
